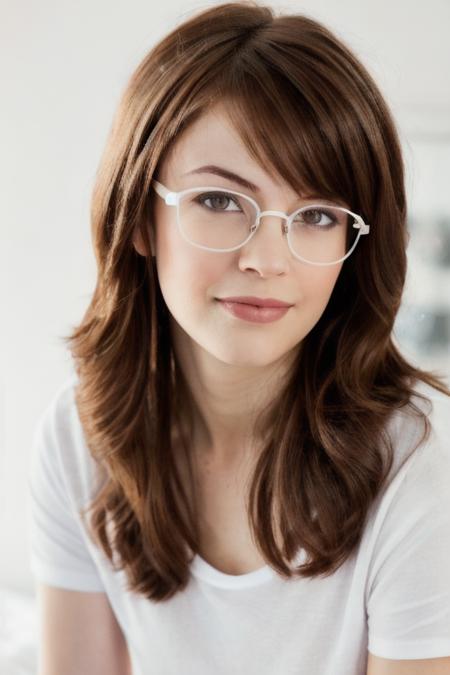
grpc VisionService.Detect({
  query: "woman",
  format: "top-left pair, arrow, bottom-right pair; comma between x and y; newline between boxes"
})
28,2 -> 450,674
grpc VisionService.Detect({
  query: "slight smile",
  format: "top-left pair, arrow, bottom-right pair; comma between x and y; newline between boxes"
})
216,298 -> 293,324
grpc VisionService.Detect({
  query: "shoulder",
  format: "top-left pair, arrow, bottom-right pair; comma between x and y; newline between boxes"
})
365,380 -> 450,660
405,380 -> 450,502
32,372 -> 80,440
409,378 -> 450,436
367,379 -> 450,546
364,379 -> 450,548
28,373 -> 109,592
383,378 -> 450,479
402,379 -> 450,480
29,372 -> 101,509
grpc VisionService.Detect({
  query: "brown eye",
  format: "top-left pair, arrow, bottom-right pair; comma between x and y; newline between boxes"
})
294,208 -> 338,228
208,196 -> 231,210
195,192 -> 241,212
302,209 -> 322,224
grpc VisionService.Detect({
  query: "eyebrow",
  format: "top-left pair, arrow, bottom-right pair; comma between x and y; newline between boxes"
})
182,164 -> 327,202
183,165 -> 261,192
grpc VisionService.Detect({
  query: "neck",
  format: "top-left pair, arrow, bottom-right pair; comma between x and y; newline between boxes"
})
170,319 -> 299,465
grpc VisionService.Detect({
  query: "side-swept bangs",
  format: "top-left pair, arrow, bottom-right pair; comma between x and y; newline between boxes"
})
66,4 -> 449,604
147,13 -> 399,241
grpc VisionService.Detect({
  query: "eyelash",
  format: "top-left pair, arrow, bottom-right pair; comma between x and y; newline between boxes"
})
194,192 -> 339,228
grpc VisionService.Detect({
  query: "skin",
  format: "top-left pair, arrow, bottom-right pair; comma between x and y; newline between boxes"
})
132,109 -> 450,672
133,102 -> 344,466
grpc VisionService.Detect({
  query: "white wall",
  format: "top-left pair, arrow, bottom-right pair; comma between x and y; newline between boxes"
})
1,0 -> 450,593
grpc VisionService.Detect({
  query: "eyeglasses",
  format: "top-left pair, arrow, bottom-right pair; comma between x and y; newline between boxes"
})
151,179 -> 370,266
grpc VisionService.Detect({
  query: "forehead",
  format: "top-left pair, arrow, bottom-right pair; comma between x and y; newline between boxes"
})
160,103 -> 288,191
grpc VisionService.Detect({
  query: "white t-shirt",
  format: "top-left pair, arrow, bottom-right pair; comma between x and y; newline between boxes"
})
27,374 -> 450,674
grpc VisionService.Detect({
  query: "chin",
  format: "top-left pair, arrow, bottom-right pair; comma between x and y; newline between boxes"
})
211,346 -> 290,369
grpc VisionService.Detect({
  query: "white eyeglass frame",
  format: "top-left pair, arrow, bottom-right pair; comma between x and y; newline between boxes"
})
151,179 -> 370,266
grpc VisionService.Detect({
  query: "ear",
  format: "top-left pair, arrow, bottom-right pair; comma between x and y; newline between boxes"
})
132,225 -> 155,257
132,228 -> 147,256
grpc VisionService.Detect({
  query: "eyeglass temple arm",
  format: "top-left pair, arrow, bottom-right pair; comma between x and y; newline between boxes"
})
152,179 -> 178,206
355,221 -> 370,235
152,178 -> 371,234
351,212 -> 370,235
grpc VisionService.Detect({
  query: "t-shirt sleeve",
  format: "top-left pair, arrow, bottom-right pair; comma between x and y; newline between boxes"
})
366,396 -> 450,660
27,383 -> 106,592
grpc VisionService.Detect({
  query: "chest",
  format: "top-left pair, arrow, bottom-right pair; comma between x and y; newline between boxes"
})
195,457 -> 268,574
178,446 -> 268,575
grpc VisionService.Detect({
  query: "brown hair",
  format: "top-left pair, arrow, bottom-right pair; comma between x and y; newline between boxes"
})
63,1 -> 450,601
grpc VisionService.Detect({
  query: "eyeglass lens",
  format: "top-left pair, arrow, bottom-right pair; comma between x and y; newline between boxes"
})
178,189 -> 360,264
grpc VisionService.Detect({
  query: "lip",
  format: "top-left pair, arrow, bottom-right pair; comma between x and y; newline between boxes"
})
217,299 -> 291,324
217,296 -> 293,308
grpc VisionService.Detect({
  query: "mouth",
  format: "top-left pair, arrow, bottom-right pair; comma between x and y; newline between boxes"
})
216,299 -> 292,324
216,296 -> 293,309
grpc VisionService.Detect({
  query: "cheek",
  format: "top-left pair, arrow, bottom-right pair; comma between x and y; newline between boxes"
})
297,265 -> 342,314
155,233 -> 229,312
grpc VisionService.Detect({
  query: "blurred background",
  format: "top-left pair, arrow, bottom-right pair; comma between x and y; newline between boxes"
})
1,0 -> 449,672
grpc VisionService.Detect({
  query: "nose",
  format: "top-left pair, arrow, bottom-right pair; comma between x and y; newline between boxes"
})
237,211 -> 290,276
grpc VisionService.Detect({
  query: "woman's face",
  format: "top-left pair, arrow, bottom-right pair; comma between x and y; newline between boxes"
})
134,102 -> 344,370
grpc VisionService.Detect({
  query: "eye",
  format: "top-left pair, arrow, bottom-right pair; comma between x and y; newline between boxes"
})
195,192 -> 242,212
294,207 -> 339,229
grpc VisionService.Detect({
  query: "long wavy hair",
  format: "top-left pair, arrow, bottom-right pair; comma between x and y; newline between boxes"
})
63,1 -> 450,601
